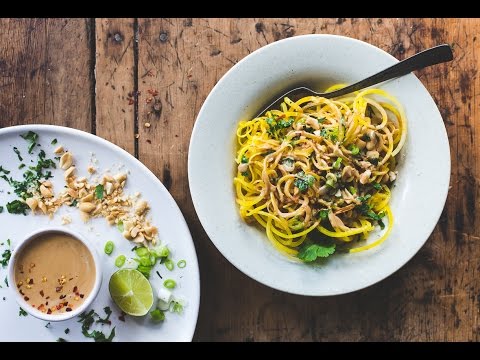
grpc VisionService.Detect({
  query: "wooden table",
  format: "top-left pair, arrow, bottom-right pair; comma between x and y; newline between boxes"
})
0,18 -> 477,341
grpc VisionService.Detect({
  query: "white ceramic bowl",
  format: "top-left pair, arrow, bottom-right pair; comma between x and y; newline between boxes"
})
188,34 -> 450,296
7,227 -> 102,321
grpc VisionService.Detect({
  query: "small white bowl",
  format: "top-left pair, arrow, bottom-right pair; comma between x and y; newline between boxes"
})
7,227 -> 102,321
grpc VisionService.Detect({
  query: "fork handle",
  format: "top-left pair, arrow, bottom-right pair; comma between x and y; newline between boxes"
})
324,44 -> 454,98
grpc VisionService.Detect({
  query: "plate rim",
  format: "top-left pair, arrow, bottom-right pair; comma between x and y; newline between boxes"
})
188,33 -> 451,296
0,124 -> 201,340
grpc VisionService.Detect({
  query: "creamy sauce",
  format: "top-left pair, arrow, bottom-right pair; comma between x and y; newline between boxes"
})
14,232 -> 95,315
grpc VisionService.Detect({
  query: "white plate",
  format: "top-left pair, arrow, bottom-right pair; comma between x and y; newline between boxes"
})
188,34 -> 450,296
0,125 -> 200,341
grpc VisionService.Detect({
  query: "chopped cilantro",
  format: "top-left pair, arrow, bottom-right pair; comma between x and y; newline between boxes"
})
13,147 -> 23,161
0,206 -> 3,213
1,249 -> 11,268
56,338 -> 67,342
20,131 -> 39,154
18,164 -> 25,169
297,243 -> 336,262
95,184 -> 104,199
45,322 -> 51,328
6,200 -> 28,215
4,277 -> 8,287
241,155 -> 248,163
19,307 -> 28,316
372,183 -> 382,190
78,308 -> 116,342
64,328 -> 70,334
51,138 -> 58,145
293,171 -> 315,192
318,209 -> 329,219
0,166 -> 10,174
70,199 -> 78,207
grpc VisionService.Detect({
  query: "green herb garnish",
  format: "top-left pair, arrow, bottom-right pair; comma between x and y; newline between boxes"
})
241,155 -> 248,163
64,328 -> 70,334
349,144 -> 360,155
95,184 -> 104,199
318,209 -> 329,219
1,249 -> 11,268
6,200 -> 28,215
19,307 -> 28,316
78,309 -> 116,342
13,147 -> 23,161
297,243 -> 336,262
333,157 -> 343,169
51,138 -> 58,145
56,338 -> 67,342
293,171 -> 315,192
20,131 -> 39,154
372,183 -> 382,190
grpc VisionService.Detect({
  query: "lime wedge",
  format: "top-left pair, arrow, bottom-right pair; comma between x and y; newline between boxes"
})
109,269 -> 154,316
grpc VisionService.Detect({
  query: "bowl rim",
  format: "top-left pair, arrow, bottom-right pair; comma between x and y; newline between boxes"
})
7,226 -> 103,321
188,33 -> 451,296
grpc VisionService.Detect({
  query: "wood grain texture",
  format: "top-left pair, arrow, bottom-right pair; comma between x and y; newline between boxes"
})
95,18 -> 136,155
0,18 -> 92,131
0,18 -> 478,342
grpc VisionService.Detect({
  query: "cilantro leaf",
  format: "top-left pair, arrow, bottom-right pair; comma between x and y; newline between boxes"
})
20,131 -> 39,154
297,243 -> 336,262
293,171 -> 315,192
95,184 -> 104,199
372,183 -> 382,190
1,249 -> 11,268
6,200 -> 28,215
19,307 -> 28,316
241,155 -> 248,163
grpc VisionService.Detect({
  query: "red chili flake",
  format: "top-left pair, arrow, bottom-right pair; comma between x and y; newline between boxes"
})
147,89 -> 158,97
46,301 -> 49,306
24,296 -> 29,301
55,286 -> 63,293
69,278 -> 73,281
47,309 -> 52,314
19,289 -> 25,296
79,294 -> 84,298
59,295 -> 66,299
28,278 -> 34,284
66,308 -> 72,312
56,304 -> 63,310
63,301 -> 68,306
45,296 -> 50,300
73,286 -> 78,293
40,290 -> 44,297
38,304 -> 45,311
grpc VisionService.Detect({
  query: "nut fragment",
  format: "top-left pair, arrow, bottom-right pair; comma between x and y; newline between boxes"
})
60,152 -> 73,170
135,200 -> 149,216
38,201 -> 47,214
40,184 -> 53,198
237,163 -> 249,173
79,202 -> 96,213
114,173 -> 127,184
87,165 -> 96,174
80,194 -> 94,203
64,166 -> 76,180
105,182 -> 114,195
54,146 -> 64,154
359,169 -> 372,184
26,198 -> 38,211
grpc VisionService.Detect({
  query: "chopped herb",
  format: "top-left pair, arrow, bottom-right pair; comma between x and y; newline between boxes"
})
70,199 -> 78,207
4,277 -> 8,287
150,309 -> 165,322
0,206 -> 3,213
156,270 -> 162,279
6,200 -> 28,215
20,131 -> 39,154
1,249 -> 11,268
95,184 -> 104,199
361,133 -> 370,142
19,307 -> 28,316
78,309 -> 116,342
281,158 -> 295,168
348,186 -> 357,195
177,260 -> 187,268
45,322 -> 51,328
7,239 -> 11,247
318,209 -> 329,219
372,183 -> 382,190
104,241 -> 114,255
266,117 -> 294,135
293,171 -> 315,192
370,158 -> 379,165
316,117 -> 326,123
51,138 -> 58,145
357,194 -> 372,203
0,166 -> 10,174
297,243 -> 336,262
96,307 -> 112,325
333,157 -> 343,169
64,328 -> 70,334
241,155 -> 248,163
13,147 -> 23,161
18,164 -> 25,169
349,144 -> 360,155
57,338 -> 67,342
241,171 -> 248,177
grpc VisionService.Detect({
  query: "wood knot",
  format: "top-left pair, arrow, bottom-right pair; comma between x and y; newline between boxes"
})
159,31 -> 168,43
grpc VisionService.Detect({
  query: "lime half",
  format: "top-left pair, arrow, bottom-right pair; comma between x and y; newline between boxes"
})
109,269 -> 154,316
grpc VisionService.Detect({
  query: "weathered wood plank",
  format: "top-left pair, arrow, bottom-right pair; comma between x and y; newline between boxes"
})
95,18 -> 136,155
0,18 -> 92,131
137,18 -> 479,341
